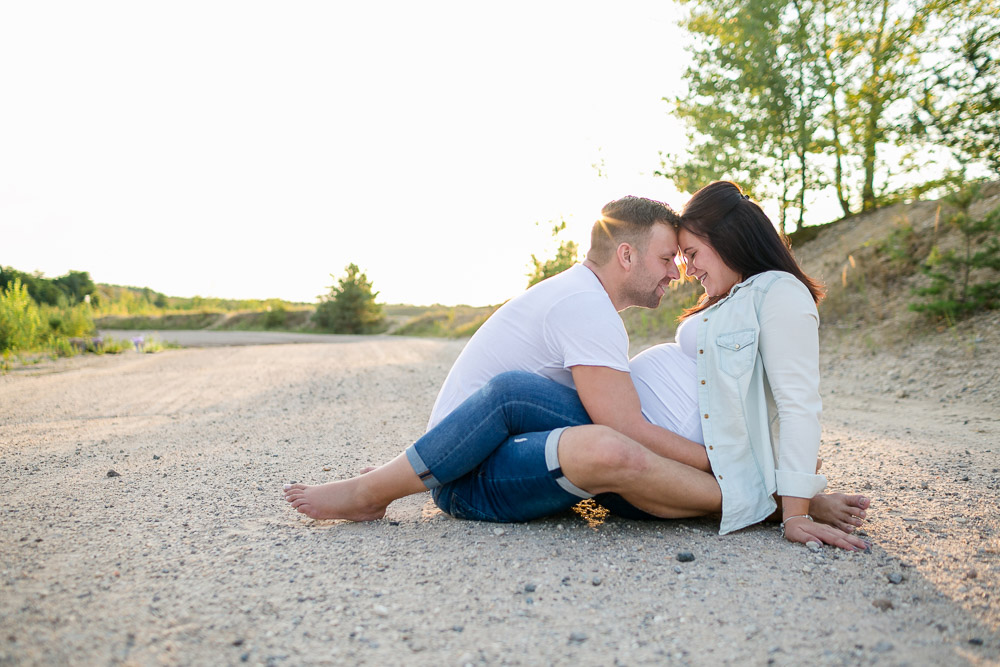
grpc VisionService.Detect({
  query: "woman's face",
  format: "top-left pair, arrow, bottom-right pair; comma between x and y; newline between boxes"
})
678,228 -> 742,297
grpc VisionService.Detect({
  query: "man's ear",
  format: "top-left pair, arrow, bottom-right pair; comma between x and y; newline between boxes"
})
616,242 -> 633,271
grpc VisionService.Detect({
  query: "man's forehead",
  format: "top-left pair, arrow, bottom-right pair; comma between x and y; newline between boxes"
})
649,222 -> 679,250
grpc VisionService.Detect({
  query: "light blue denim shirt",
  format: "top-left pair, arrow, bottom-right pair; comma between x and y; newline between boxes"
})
694,270 -> 828,535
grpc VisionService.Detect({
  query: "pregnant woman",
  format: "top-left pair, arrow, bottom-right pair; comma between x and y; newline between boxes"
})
285,181 -> 868,550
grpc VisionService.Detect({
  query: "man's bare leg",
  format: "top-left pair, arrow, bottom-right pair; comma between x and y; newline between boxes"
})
556,425 -> 722,518
283,452 -> 426,521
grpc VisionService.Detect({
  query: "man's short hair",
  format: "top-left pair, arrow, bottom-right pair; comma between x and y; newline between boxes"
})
586,196 -> 680,265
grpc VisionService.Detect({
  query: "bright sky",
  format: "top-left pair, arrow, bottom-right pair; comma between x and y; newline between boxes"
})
2,1 -> 697,306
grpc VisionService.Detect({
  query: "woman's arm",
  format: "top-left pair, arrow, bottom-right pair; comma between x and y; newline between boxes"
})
757,277 -> 826,498
758,278 -> 868,549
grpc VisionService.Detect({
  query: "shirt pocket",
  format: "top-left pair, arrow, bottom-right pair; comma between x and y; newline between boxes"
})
715,329 -> 757,378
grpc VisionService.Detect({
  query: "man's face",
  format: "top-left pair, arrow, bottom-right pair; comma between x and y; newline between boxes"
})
623,223 -> 681,309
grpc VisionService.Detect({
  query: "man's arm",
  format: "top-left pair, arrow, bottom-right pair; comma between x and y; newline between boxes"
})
571,365 -> 711,472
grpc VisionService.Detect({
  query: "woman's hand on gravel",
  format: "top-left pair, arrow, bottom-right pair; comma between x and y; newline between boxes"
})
783,516 -> 870,551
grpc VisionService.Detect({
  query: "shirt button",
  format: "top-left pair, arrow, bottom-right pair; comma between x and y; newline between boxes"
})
717,474 -> 723,480
699,349 -> 704,354
708,445 -> 714,450
734,344 -> 740,349
700,380 -> 706,385
703,414 -> 709,419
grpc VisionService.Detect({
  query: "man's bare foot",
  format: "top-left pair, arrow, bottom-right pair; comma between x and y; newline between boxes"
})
810,493 -> 869,533
283,478 -> 388,521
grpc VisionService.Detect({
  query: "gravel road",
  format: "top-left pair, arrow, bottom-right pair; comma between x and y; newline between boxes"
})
1,334 -> 997,665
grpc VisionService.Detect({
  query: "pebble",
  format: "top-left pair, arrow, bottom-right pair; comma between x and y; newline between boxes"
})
969,638 -> 984,646
591,577 -> 602,586
524,583 -> 536,593
873,641 -> 894,653
373,604 -> 389,617
802,565 -> 813,574
887,573 -> 904,584
676,552 -> 695,562
806,541 -> 822,552
106,470 -> 121,478
872,599 -> 894,611
493,528 -> 505,536
568,632 -> 587,645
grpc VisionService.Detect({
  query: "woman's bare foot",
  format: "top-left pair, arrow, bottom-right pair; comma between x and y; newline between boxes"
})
283,478 -> 388,521
810,493 -> 869,533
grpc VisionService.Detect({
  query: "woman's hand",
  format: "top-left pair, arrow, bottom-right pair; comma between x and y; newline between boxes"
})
782,515 -> 869,551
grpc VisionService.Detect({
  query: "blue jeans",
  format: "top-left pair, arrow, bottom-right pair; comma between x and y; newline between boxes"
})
405,371 -> 655,522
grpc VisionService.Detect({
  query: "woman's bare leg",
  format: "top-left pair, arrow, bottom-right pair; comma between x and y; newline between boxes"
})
283,452 -> 426,520
556,426 -> 722,518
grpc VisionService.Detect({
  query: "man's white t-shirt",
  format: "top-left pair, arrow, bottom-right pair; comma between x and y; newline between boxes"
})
426,264 -> 630,429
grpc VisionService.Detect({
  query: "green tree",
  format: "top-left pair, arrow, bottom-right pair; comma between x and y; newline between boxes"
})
313,263 -> 386,334
910,184 -> 1000,320
665,0 -> 995,220
527,220 -> 579,287
912,0 -> 1000,178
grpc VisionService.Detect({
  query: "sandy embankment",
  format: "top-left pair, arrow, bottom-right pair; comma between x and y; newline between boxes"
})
1,332 -> 998,665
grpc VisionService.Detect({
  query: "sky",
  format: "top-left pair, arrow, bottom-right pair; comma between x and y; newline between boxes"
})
2,1 -> 702,306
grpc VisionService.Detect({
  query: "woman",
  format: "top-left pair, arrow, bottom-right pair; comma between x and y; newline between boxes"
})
285,181 -> 868,550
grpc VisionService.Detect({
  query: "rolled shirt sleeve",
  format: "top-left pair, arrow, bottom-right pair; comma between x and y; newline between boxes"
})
757,278 -> 827,499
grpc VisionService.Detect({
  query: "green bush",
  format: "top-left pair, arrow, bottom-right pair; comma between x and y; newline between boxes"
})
0,279 -> 44,352
41,303 -> 95,338
527,220 -> 579,288
313,264 -> 386,334
910,185 -> 1000,321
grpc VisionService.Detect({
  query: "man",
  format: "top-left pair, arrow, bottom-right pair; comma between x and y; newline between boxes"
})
427,195 -> 709,472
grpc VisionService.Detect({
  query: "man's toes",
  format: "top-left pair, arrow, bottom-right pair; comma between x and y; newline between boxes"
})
856,495 -> 871,510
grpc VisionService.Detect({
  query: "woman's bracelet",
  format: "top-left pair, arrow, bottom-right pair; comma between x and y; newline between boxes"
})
780,514 -> 813,537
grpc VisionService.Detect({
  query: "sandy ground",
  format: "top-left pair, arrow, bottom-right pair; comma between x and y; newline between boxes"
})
2,331 -> 998,666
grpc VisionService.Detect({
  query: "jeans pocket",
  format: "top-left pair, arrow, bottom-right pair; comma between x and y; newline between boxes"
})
716,329 -> 757,378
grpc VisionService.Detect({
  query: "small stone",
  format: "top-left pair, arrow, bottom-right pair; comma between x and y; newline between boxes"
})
493,527 -> 505,536
673,565 -> 683,574
965,569 -> 978,580
524,583 -> 536,593
373,604 -> 389,617
802,565 -> 813,574
106,470 -> 121,478
592,577 -> 602,586
152,455 -> 160,460
452,625 -> 464,633
872,599 -> 893,611
676,552 -> 695,562
969,638 -> 984,646
322,466 -> 331,472
806,541 -> 822,552
887,572 -> 904,584
568,632 -> 588,645
872,641 -> 894,653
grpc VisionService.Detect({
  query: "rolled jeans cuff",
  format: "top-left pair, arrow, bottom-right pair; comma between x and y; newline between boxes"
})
406,444 -> 440,489
544,427 -> 593,500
